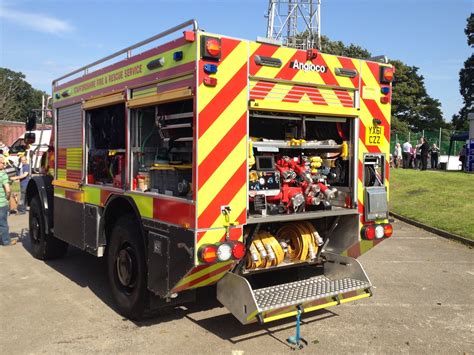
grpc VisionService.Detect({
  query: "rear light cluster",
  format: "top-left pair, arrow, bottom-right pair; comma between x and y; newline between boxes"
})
199,241 -> 246,264
379,66 -> 394,105
361,223 -> 393,240
201,36 -> 221,87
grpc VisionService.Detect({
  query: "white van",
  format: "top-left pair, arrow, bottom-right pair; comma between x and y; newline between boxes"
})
7,129 -> 52,171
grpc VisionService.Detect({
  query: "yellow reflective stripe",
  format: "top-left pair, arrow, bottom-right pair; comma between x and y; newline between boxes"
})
83,186 -> 101,205
55,42 -> 196,102
210,184 -> 246,229
132,87 -> 156,98
339,292 -> 371,304
359,101 -> 390,153
54,187 -> 66,198
254,46 -> 296,78
262,310 -> 299,323
156,74 -> 193,88
246,310 -> 259,322
360,61 -> 381,97
197,41 -> 248,112
197,88 -> 247,165
196,229 -> 226,250
187,268 -> 230,289
57,169 -> 67,180
303,300 -> 339,314
173,261 -> 233,288
197,137 -> 246,216
360,240 -> 375,255
323,54 -> 358,89
66,148 -> 82,170
126,193 -> 153,218
249,99 -> 358,117
292,63 -> 326,86
261,292 -> 371,324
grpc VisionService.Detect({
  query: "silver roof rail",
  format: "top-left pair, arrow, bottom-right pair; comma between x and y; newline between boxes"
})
53,19 -> 199,86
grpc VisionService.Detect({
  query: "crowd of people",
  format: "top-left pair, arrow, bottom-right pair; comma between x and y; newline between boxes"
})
0,144 -> 30,247
392,138 -> 440,170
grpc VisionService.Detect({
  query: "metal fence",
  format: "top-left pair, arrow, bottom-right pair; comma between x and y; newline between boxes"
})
390,129 -> 466,156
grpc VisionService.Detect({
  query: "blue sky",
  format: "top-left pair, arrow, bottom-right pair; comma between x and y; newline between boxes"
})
0,0 -> 472,121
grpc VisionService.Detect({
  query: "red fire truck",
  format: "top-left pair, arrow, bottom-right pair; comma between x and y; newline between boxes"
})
27,20 -> 394,324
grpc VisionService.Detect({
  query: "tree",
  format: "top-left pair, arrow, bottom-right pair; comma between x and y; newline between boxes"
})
318,38 -> 446,132
320,35 -> 371,59
0,68 -> 46,121
390,60 -> 445,131
452,13 -> 473,131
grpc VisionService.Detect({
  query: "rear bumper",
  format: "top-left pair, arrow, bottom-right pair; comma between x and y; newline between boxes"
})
217,252 -> 372,324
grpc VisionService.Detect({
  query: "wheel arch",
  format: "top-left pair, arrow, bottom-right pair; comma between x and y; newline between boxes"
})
100,195 -> 146,248
26,175 -> 54,233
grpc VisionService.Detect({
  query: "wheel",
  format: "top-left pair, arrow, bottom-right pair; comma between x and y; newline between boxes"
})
107,215 -> 148,320
29,195 -> 68,260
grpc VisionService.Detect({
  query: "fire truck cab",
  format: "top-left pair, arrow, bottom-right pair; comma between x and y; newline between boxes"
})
27,20 -> 393,324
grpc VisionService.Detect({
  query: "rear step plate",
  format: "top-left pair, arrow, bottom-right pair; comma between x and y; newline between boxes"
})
217,252 -> 372,324
255,276 -> 370,312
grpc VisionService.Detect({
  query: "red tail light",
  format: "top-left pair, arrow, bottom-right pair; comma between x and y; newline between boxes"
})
199,245 -> 218,263
232,241 -> 246,259
362,225 -> 376,240
380,96 -> 390,104
202,36 -> 221,60
380,66 -> 394,83
203,76 -> 218,87
383,224 -> 393,238
206,39 -> 221,56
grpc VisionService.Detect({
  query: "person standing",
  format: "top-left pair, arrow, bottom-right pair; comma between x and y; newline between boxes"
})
0,155 -> 15,246
415,140 -> 422,169
420,138 -> 430,171
402,140 -> 412,168
409,146 -> 416,168
393,143 -> 402,168
10,155 -> 30,214
430,143 -> 440,169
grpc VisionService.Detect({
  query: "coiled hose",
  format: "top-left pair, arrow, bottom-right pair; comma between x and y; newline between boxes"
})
246,231 -> 285,269
246,222 -> 322,270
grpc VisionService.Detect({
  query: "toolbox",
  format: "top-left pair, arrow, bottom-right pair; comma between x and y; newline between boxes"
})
150,164 -> 192,197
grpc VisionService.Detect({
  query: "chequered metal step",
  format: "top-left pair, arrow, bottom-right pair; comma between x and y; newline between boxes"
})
254,275 -> 370,311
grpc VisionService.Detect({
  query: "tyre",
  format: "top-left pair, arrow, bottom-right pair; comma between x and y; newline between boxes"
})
29,195 -> 68,260
107,215 -> 148,320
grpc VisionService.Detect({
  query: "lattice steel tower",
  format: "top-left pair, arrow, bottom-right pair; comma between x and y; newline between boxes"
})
266,0 -> 321,50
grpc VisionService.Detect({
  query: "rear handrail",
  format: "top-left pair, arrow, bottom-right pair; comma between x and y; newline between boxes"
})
52,19 -> 199,87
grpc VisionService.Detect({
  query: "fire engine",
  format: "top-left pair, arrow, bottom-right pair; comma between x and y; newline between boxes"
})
26,20 -> 394,324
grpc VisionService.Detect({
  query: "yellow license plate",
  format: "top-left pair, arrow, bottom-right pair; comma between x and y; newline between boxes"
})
366,125 -> 384,146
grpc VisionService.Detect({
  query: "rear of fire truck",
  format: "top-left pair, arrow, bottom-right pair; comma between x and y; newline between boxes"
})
198,35 -> 394,324
26,20 -> 393,325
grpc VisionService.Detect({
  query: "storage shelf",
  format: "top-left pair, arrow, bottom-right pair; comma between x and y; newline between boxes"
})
247,207 -> 358,224
160,112 -> 193,120
161,123 -> 191,130
163,137 -> 193,142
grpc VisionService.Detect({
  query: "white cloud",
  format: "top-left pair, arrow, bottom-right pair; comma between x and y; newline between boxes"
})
0,6 -> 74,34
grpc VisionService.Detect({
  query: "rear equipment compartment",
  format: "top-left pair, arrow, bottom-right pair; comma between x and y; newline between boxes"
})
217,108 -> 372,324
248,110 -> 354,219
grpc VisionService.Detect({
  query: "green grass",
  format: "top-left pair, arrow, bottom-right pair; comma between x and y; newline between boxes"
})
390,169 -> 474,240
